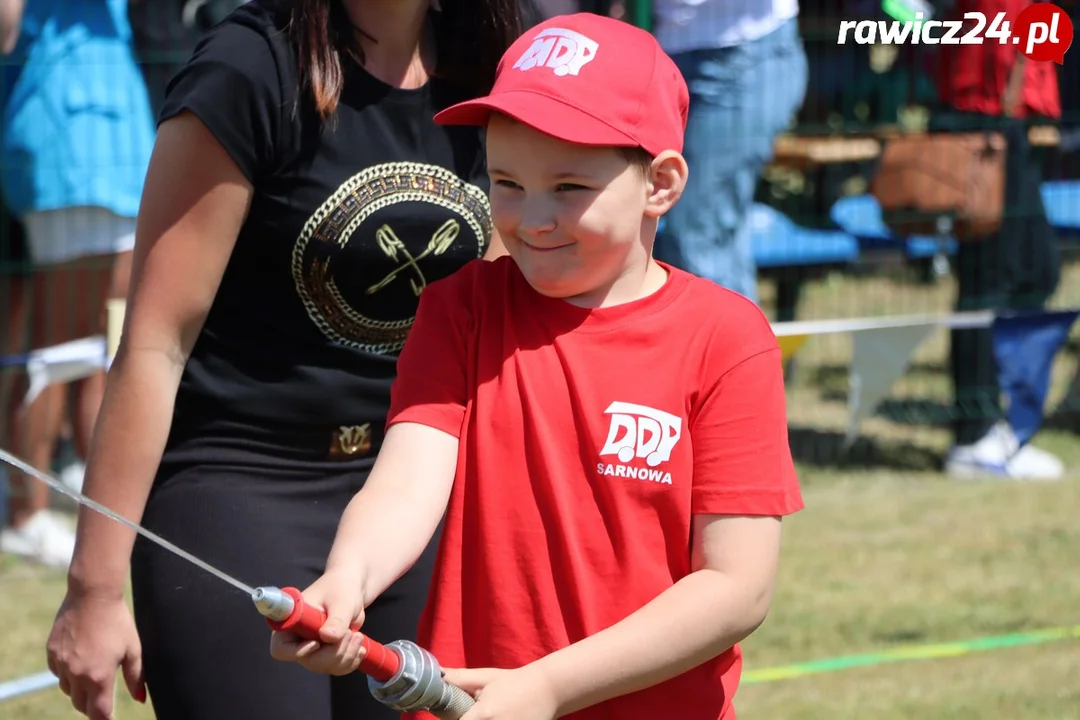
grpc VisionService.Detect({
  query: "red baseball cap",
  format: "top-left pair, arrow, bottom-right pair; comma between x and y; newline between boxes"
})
433,13 -> 689,157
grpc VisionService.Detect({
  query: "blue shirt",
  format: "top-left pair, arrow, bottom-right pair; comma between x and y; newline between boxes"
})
1,0 -> 155,218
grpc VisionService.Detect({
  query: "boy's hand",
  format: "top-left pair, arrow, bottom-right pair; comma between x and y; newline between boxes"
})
443,665 -> 560,720
268,570 -> 368,676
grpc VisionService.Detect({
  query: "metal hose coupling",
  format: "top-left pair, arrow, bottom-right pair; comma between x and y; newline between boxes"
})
368,640 -> 475,720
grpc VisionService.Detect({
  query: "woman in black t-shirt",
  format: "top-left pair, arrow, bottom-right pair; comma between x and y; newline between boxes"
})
45,1 -> 524,718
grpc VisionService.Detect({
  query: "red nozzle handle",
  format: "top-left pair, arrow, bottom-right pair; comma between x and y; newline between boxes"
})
264,586 -> 401,682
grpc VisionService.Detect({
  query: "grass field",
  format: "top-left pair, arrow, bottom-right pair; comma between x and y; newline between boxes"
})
4,257 -> 1080,719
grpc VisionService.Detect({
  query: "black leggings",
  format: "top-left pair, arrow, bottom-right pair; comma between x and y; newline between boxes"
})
131,417 -> 439,720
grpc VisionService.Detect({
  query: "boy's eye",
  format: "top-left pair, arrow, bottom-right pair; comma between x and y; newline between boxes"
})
554,183 -> 589,192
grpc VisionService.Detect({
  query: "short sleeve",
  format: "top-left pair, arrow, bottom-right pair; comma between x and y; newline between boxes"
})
158,12 -> 284,183
387,277 -> 472,438
690,331 -> 803,517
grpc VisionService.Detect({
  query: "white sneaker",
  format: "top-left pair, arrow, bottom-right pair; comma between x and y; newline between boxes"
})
0,509 -> 77,568
945,421 -> 1065,481
58,459 -> 86,494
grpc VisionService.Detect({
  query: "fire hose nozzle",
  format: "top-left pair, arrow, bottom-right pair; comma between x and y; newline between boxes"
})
251,586 -> 293,622
368,640 -> 475,719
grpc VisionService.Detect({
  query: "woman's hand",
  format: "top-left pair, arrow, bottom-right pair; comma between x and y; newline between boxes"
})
46,591 -> 146,720
268,569 -> 369,676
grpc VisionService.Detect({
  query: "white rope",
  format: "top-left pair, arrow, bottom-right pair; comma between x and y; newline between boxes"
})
0,671 -> 57,703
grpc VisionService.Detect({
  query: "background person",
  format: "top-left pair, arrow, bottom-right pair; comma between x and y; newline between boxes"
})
0,0 -> 153,568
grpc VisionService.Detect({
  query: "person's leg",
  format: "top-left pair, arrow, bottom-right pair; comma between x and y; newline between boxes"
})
48,209 -> 135,462
995,119 -> 1065,470
72,246 -> 132,462
3,244 -> 65,531
1,213 -> 30,531
949,237 -> 1007,447
655,20 -> 808,304
132,451 -> 437,720
923,111 -> 1005,451
2,211 -> 86,560
6,384 -> 66,520
1062,365 -> 1080,431
1002,119 -> 1060,310
0,204 -> 29,452
2,327 -> 72,562
2,208 -> 134,564
132,468 -> 337,720
945,118 -> 1063,478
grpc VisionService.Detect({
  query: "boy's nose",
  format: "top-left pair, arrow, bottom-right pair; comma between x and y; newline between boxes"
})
518,197 -> 557,236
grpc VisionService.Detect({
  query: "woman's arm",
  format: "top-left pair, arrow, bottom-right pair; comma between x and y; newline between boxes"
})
67,112 -> 253,599
533,513 -> 783,716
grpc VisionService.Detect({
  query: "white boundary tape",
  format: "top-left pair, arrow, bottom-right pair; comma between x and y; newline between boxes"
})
0,671 -> 57,702
771,310 -> 996,336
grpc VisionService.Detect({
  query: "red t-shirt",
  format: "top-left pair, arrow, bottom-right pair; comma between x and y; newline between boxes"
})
388,257 -> 803,720
933,0 -> 1061,119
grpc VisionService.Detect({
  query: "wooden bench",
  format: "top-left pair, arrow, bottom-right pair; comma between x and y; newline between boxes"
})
770,135 -> 883,169
770,125 -> 1060,169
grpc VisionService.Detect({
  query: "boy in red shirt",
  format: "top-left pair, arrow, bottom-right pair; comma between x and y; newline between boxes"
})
270,13 -> 803,720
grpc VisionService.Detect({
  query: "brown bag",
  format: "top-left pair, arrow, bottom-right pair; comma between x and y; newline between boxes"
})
869,131 -> 1006,241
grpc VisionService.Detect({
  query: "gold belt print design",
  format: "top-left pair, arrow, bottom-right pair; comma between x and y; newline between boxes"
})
292,162 -> 491,354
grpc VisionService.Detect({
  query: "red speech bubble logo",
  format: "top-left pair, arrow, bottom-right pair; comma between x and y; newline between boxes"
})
1013,3 -> 1074,64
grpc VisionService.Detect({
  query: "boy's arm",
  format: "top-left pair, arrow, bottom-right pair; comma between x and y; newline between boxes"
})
269,277 -> 474,675
534,513 -> 782,716
324,421 -> 458,603
326,272 -> 474,603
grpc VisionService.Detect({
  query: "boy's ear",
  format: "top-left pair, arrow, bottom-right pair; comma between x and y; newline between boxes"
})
644,151 -> 688,218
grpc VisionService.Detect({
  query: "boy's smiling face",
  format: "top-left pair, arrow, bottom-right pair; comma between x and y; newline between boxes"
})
485,113 -> 685,308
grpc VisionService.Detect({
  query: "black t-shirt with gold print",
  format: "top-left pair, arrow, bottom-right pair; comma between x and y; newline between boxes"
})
159,1 -> 491,428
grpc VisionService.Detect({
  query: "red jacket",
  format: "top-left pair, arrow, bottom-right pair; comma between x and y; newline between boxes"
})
934,0 -> 1061,118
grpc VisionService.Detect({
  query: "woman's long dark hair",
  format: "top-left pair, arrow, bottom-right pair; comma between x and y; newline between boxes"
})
288,0 -> 530,120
